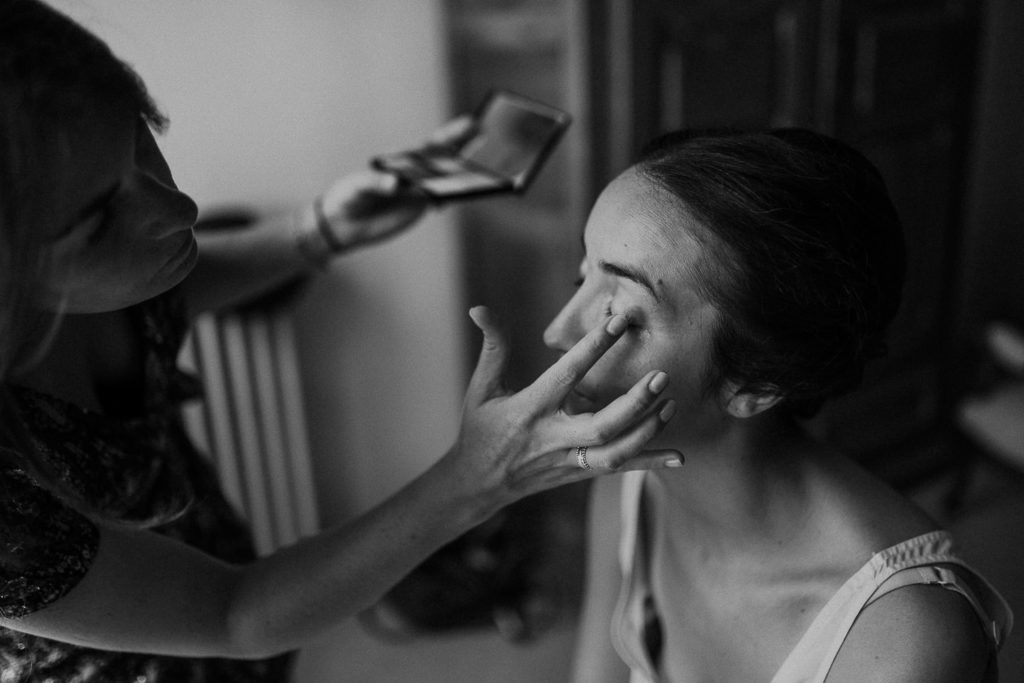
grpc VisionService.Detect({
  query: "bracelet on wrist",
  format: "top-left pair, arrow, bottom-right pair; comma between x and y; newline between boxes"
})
293,205 -> 333,270
313,195 -> 346,254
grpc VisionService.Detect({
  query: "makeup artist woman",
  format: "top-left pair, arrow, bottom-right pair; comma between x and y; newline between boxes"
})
0,2 -> 683,680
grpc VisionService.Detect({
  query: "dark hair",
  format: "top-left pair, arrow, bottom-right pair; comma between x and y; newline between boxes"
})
0,0 -> 182,525
635,128 -> 906,417
0,0 -> 167,379
0,0 -> 167,130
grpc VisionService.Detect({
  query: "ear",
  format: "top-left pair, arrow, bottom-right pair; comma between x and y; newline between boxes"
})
722,383 -> 783,418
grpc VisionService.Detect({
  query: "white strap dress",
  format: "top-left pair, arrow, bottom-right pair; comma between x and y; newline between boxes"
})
611,471 -> 1013,683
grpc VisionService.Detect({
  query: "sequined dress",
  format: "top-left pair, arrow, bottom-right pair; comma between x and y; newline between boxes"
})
0,289 -> 295,682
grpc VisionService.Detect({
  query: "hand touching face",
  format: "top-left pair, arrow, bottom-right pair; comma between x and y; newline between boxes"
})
543,169 -> 727,441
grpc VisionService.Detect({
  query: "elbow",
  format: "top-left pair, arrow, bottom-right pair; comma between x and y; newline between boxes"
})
217,575 -> 291,660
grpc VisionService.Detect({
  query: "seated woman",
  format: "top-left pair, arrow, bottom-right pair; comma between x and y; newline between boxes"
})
554,129 -> 1012,682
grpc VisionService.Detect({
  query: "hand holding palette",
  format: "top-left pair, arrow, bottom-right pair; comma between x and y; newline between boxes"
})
371,90 -> 572,201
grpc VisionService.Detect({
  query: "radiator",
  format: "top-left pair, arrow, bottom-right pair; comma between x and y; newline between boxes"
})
179,308 -> 320,556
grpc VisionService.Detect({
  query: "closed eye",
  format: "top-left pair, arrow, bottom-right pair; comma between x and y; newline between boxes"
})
54,183 -> 119,243
604,302 -> 642,329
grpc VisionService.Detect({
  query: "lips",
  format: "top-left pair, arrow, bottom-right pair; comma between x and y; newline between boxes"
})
157,233 -> 198,280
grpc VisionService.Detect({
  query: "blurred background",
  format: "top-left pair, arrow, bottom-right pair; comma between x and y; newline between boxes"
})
54,0 -> 1024,680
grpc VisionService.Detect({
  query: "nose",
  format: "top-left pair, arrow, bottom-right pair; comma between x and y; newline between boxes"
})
138,171 -> 199,237
543,288 -> 590,353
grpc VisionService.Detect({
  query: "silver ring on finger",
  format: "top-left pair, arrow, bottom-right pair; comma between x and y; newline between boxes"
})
575,445 -> 592,470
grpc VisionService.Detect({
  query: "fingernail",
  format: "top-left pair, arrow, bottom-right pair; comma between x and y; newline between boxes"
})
666,457 -> 683,468
606,315 -> 628,335
659,400 -> 677,422
648,371 -> 668,394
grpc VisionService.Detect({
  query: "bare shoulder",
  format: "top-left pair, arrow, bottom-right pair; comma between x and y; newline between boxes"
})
826,583 -> 991,683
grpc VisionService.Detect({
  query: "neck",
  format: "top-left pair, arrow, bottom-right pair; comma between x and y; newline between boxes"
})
13,309 -> 139,414
647,411 -> 815,545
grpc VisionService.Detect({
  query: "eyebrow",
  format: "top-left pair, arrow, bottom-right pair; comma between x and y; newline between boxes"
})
599,259 -> 662,302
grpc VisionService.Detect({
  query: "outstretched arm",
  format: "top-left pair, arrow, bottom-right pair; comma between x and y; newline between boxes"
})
180,117 -> 475,316
2,310 -> 681,658
180,170 -> 428,316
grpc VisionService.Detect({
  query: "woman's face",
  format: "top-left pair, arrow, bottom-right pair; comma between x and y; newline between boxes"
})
544,168 -> 728,439
41,105 -> 199,313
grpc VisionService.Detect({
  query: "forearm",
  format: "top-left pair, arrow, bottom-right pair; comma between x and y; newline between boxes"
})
180,171 -> 432,317
227,451 -> 497,656
8,449 -> 498,659
181,209 -> 317,316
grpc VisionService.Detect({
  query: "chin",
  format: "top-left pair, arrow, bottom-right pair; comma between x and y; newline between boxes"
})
157,238 -> 199,293
174,239 -> 200,280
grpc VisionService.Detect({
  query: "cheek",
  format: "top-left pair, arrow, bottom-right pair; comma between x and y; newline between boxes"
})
588,330 -> 716,410
53,239 -> 152,312
56,263 -> 130,312
579,333 -> 656,400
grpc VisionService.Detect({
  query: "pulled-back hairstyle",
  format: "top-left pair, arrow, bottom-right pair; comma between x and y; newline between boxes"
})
635,128 -> 906,417
0,0 -> 179,523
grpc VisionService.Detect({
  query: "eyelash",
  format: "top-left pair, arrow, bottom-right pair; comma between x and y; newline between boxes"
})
606,302 -> 638,326
574,276 -> 641,329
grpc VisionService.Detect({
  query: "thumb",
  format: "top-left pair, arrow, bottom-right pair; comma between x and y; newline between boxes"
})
465,306 -> 510,405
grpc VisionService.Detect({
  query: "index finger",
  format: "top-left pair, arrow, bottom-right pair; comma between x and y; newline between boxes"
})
524,314 -> 629,406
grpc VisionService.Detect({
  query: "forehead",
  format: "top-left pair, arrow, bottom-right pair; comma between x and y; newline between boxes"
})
583,168 -> 708,290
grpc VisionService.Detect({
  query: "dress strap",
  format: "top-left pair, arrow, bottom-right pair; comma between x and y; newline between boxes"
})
617,471 -> 644,573
869,563 -> 1012,647
772,531 -> 1013,683
612,471 -> 661,683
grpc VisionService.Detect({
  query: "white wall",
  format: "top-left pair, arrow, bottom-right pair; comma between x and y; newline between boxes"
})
52,0 -> 467,521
